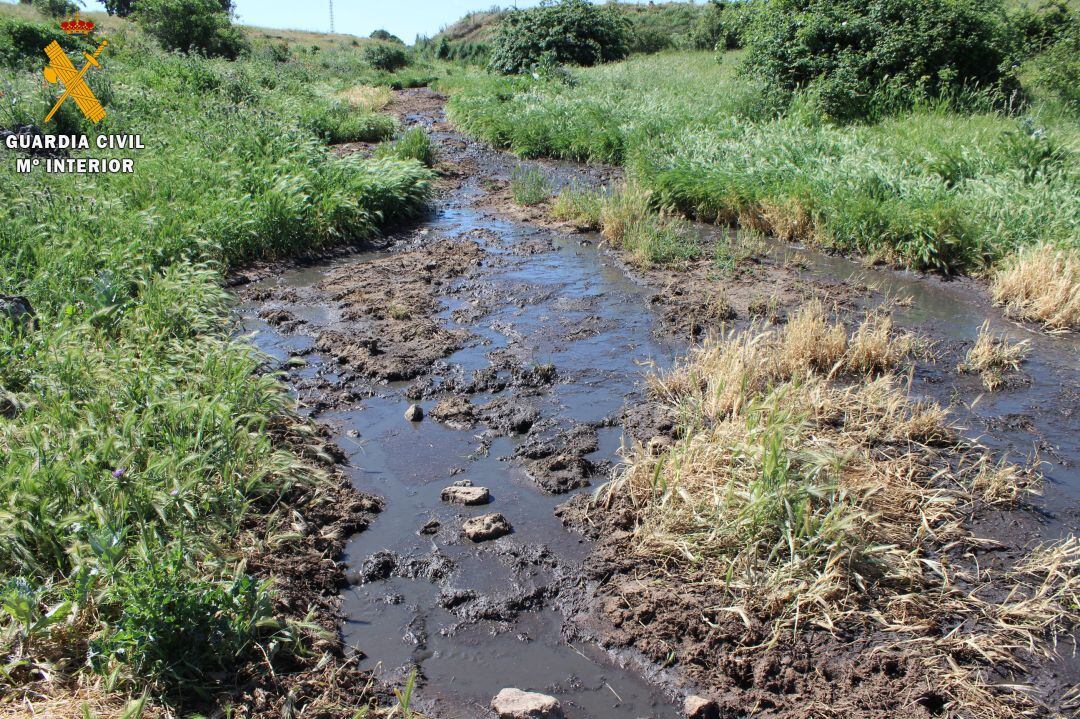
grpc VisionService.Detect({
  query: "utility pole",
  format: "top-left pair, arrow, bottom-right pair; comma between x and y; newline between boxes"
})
329,0 -> 335,33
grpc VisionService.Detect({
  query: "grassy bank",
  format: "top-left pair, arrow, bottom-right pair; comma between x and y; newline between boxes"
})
442,51 -> 1080,327
0,10 -> 432,714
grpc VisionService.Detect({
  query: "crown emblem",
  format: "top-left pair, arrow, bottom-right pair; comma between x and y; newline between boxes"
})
60,12 -> 95,35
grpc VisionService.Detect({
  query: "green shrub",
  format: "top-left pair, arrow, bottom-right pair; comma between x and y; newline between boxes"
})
362,42 -> 411,71
370,28 -> 404,44
136,0 -> 248,59
1030,14 -> 1080,113
694,0 -> 756,51
742,0 -> 1016,121
488,0 -> 631,75
90,549 -> 277,691
31,0 -> 79,17
0,16 -> 85,70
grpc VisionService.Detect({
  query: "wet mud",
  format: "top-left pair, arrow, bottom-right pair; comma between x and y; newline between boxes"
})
236,89 -> 1079,718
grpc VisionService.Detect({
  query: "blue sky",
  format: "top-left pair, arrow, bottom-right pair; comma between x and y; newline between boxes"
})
60,1 -> 700,45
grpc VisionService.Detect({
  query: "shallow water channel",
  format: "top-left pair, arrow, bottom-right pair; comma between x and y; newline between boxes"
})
236,96 -> 1079,718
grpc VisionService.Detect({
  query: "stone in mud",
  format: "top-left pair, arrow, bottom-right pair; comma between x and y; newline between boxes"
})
404,403 -> 424,422
441,485 -> 490,505
683,695 -> 719,719
463,513 -> 512,541
419,518 -> 440,535
491,688 -> 564,719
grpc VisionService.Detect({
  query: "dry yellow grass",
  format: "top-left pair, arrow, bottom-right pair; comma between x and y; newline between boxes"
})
338,85 -> 393,112
603,303 -> 1073,718
990,244 -> 1079,331
958,321 -> 1030,390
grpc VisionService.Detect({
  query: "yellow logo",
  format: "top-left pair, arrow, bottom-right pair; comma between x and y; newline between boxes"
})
42,14 -> 108,124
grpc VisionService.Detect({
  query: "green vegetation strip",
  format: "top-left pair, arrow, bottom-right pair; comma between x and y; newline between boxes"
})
444,50 -> 1078,275
0,12 -> 431,703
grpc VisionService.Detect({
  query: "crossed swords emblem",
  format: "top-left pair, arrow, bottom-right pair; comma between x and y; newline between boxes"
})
42,39 -> 109,124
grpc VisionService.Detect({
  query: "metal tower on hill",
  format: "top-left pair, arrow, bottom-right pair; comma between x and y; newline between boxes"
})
329,0 -> 335,33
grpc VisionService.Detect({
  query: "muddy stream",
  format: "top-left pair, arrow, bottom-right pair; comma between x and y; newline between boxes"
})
236,91 -> 1079,718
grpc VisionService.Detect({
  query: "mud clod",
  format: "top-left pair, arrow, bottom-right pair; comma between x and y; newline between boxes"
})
463,513 -> 513,542
440,485 -> 490,505
683,695 -> 719,719
491,688 -> 564,719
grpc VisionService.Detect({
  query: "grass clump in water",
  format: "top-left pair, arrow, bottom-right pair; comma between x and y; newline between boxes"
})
991,243 -> 1079,331
958,321 -> 1030,390
553,183 -> 701,266
378,126 -> 436,166
510,165 -> 552,206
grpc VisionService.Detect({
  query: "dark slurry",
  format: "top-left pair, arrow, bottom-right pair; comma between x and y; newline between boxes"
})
237,90 -> 1079,718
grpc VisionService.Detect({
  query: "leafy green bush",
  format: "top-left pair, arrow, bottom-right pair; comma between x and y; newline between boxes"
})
488,0 -> 631,75
31,0 -> 79,17
362,42 -> 411,71
1030,14 -> 1080,113
90,550 -> 276,690
742,0 -> 1016,121
693,0 -> 756,51
0,16 -> 86,70
370,28 -> 404,44
136,0 -> 248,59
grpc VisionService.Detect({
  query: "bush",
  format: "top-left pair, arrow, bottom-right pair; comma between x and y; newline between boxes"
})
136,0 -> 248,60
90,550 -> 277,690
377,126 -> 435,166
0,16 -> 85,70
370,28 -> 404,44
742,0 -> 1016,121
1030,14 -> 1080,113
31,0 -> 79,17
693,0 -> 756,51
488,0 -> 631,75
362,42 -> 410,71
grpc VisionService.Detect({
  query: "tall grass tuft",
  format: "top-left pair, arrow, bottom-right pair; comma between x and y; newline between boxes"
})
509,165 -> 552,206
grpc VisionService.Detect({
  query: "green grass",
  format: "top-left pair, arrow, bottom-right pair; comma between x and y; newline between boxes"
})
443,51 -> 1080,274
509,165 -> 552,206
0,12 -> 431,704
